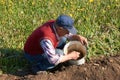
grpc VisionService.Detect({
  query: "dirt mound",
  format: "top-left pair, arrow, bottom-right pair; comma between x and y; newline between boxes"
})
0,54 -> 120,80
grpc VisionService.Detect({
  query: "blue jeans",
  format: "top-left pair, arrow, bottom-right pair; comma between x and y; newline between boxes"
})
24,37 -> 67,71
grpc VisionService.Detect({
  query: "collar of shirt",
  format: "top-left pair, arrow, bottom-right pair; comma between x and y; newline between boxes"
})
52,24 -> 60,40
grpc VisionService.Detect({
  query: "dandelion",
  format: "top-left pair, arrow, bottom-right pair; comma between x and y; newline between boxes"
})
32,1 -> 35,6
70,1 -> 73,4
63,0 -> 67,5
8,0 -> 13,7
89,0 -> 94,3
49,0 -> 54,6
107,5 -> 110,9
21,11 -> 24,14
53,13 -> 56,17
69,14 -> 73,17
33,19 -> 36,24
0,0 -> 5,5
49,2 -> 52,5
102,9 -> 106,14
40,19 -> 44,23
63,7 -> 66,11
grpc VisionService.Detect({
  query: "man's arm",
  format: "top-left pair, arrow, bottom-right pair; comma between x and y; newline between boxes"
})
67,34 -> 88,46
40,39 -> 62,65
58,51 -> 80,63
40,39 -> 80,65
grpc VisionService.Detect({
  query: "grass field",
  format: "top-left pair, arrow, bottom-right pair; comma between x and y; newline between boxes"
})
0,0 -> 120,74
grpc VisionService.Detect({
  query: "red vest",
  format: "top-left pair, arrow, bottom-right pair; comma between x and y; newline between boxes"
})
24,20 -> 59,55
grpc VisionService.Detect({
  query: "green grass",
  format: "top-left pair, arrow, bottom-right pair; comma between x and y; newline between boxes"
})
0,0 -> 120,74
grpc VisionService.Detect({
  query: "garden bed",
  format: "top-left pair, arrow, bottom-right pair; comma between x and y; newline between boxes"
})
0,53 -> 120,80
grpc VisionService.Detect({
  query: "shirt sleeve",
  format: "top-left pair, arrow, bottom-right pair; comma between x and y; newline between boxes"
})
40,39 -> 62,65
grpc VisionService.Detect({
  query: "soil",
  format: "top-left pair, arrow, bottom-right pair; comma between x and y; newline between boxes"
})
0,53 -> 120,80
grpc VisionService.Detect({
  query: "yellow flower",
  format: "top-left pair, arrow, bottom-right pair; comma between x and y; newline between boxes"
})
102,9 -> 106,14
49,2 -> 52,5
0,0 -> 5,5
32,1 -> 35,6
89,0 -> 94,3
40,19 -> 44,23
107,5 -> 110,9
63,0 -> 67,5
69,14 -> 73,17
63,7 -> 66,11
70,1 -> 73,4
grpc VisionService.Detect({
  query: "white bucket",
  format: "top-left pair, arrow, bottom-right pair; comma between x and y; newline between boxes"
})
63,41 -> 87,65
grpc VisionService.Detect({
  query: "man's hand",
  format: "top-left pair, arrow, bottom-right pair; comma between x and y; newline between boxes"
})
78,35 -> 88,46
68,51 -> 80,60
70,35 -> 88,46
59,51 -> 80,63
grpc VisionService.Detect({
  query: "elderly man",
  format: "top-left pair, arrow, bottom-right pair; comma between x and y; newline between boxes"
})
24,15 -> 88,74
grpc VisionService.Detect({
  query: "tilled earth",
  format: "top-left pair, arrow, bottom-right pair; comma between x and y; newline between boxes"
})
0,54 -> 120,80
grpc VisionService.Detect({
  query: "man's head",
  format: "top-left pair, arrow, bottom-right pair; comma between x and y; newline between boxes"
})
56,15 -> 77,35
